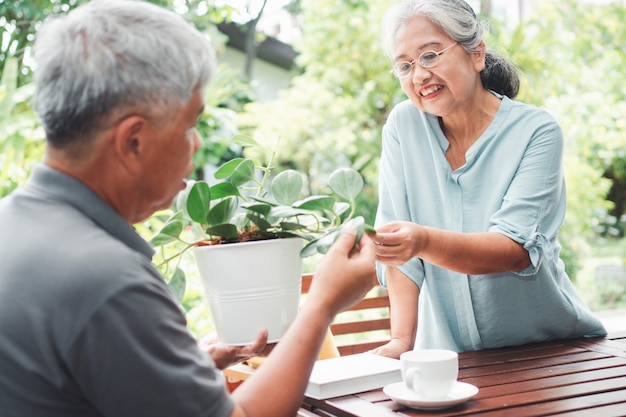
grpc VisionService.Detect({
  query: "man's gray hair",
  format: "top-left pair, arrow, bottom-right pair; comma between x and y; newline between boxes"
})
34,0 -> 216,147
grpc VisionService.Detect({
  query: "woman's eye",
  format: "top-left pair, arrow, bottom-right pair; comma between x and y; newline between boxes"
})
399,62 -> 413,73
420,52 -> 437,64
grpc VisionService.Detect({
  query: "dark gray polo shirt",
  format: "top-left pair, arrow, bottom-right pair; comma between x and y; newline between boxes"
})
0,164 -> 233,417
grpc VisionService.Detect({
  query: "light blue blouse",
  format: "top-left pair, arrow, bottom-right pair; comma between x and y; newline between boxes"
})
375,94 -> 607,352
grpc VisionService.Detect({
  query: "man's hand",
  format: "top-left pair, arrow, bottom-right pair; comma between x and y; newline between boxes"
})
199,329 -> 274,370
307,224 -> 378,318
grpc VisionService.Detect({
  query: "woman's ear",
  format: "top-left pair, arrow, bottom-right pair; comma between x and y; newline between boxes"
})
473,40 -> 487,72
112,115 -> 149,174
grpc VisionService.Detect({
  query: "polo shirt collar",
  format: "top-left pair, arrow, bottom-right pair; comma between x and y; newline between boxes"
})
26,164 -> 155,259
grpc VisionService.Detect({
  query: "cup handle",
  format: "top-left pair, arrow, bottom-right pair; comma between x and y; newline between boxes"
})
405,368 -> 421,392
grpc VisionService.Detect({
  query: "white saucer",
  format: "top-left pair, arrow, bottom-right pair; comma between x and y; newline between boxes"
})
383,381 -> 479,410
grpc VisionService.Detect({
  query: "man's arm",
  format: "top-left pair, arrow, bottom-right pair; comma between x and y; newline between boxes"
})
229,227 -> 377,417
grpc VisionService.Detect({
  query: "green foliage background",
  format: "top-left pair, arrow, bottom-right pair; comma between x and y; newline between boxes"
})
241,0 -> 624,278
1,0 -> 625,332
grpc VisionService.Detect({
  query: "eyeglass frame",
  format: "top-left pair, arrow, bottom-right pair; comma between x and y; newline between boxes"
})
390,42 -> 458,79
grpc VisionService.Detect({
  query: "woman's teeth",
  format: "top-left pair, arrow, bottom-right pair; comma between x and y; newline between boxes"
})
421,85 -> 443,96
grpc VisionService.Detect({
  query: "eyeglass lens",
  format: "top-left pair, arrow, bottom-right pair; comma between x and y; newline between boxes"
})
419,52 -> 439,68
392,43 -> 457,78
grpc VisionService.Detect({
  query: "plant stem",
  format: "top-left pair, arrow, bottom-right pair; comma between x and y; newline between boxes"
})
256,137 -> 281,198
155,240 -> 201,268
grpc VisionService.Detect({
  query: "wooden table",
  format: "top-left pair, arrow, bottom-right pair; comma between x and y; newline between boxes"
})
300,332 -> 626,417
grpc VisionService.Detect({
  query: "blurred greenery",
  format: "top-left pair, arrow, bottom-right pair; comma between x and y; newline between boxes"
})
1,0 -> 625,334
240,0 -> 624,279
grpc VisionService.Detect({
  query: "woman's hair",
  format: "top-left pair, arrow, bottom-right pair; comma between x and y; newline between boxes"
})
33,0 -> 216,148
381,0 -> 519,98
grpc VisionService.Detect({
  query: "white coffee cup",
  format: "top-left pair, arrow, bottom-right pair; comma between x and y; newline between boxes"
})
400,349 -> 459,400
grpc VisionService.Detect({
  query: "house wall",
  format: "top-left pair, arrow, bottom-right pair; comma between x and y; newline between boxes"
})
220,47 -> 294,102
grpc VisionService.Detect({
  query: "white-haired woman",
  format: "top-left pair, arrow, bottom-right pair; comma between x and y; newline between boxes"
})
372,0 -> 606,357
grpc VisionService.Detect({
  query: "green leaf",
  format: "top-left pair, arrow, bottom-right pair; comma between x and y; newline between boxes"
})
271,169 -> 304,205
300,235 -> 323,257
177,181 -> 210,224
209,182 -> 241,199
329,168 -> 364,201
167,267 -> 186,303
285,230 -> 316,241
214,158 -> 244,179
207,197 -> 237,226
247,213 -> 272,231
294,195 -> 336,212
150,219 -> 184,246
270,205 -> 317,219
230,159 -> 256,187
275,230 -> 302,238
279,221 -> 308,231
300,229 -> 339,257
249,196 -> 278,206
300,217 -> 366,258
241,202 -> 272,216
205,223 -> 239,239
231,134 -> 260,148
346,216 -> 365,244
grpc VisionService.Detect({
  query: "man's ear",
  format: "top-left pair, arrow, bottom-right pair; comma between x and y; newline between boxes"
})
112,115 -> 149,174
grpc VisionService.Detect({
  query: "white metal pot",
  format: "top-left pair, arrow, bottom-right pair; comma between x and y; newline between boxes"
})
192,237 -> 303,345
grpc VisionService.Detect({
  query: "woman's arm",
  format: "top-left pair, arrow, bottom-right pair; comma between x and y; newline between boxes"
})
369,266 -> 418,358
375,223 -> 530,275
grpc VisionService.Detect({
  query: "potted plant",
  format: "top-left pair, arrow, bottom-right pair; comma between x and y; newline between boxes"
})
151,134 -> 369,345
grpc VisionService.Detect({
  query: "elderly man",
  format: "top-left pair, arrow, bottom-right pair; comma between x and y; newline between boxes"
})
0,1 -> 376,416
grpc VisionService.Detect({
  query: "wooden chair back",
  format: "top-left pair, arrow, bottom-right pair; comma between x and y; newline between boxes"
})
300,273 -> 391,356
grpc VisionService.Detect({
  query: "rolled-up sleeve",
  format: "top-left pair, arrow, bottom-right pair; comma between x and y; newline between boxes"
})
488,114 -> 566,277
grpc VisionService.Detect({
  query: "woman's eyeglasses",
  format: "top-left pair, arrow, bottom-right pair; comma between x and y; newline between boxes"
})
390,43 -> 458,79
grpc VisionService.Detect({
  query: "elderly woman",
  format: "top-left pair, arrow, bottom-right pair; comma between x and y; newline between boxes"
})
371,0 -> 606,356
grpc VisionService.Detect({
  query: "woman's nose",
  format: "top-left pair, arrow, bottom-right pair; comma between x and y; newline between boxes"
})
412,65 -> 431,84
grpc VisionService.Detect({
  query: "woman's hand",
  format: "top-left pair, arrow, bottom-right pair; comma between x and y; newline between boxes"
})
368,338 -> 413,359
199,329 -> 274,370
374,221 -> 424,266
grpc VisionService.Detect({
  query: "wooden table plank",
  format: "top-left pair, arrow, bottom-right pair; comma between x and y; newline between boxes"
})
460,351 -> 611,379
390,378 -> 626,417
458,341 -> 569,360
473,366 -> 626,399
566,337 -> 626,358
457,389 -> 626,417
549,401 -> 626,417
462,358 -> 626,388
460,345 -> 585,369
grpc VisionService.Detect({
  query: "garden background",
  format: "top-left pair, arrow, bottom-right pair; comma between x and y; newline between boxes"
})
1,0 -> 624,336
